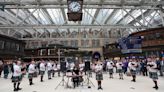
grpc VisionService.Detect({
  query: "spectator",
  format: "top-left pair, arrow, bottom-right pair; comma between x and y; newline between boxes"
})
0,60 -> 3,77
3,62 -> 9,79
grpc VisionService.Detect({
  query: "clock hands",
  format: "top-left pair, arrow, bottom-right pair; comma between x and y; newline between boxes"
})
74,4 -> 78,8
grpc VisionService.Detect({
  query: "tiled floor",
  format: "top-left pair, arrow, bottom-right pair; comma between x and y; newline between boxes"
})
0,73 -> 164,92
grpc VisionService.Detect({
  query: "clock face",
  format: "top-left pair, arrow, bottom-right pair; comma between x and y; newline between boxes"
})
68,1 -> 81,12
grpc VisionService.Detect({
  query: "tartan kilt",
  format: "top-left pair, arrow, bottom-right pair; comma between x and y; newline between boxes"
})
28,73 -> 34,79
130,70 -> 136,76
33,72 -> 38,77
96,72 -> 103,80
117,69 -> 123,73
12,75 -> 22,83
51,70 -> 55,73
108,69 -> 113,74
47,70 -> 51,75
40,71 -> 45,76
149,72 -> 158,80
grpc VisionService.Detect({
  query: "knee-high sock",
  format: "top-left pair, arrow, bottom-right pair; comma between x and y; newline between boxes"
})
41,76 -> 43,81
17,82 -> 20,88
132,75 -> 136,81
154,81 -> 158,87
29,79 -> 33,84
98,81 -> 101,87
13,83 -> 16,89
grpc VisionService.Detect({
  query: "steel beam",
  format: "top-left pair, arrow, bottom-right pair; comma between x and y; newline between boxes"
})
21,37 -> 118,41
116,9 -> 134,24
0,0 -> 162,6
3,5 -> 162,10
0,24 -> 159,29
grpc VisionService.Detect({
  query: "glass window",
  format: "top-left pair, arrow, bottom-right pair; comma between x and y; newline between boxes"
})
16,44 -> 20,51
0,41 -> 4,49
61,41 -> 68,46
49,49 -> 57,55
70,40 -> 78,47
40,49 -> 47,56
11,43 -> 16,50
81,40 -> 89,47
92,39 -> 100,47
5,42 -> 10,50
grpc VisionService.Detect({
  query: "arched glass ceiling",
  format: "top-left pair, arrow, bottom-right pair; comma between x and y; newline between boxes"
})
0,0 -> 163,38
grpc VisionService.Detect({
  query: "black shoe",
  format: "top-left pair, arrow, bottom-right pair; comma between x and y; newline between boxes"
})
99,87 -> 103,90
30,83 -> 34,85
13,88 -> 18,91
131,80 -> 136,82
153,86 -> 158,90
48,78 -> 52,80
17,88 -> 22,90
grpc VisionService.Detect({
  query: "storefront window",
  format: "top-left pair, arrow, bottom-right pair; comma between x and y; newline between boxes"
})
0,41 -> 4,49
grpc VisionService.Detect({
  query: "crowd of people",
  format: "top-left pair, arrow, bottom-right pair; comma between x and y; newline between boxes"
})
0,54 -> 164,91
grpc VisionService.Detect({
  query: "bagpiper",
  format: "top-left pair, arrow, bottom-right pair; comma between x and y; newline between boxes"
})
147,56 -> 159,90
40,60 -> 46,82
12,61 -> 22,91
95,60 -> 103,90
28,60 -> 36,85
128,57 -> 138,82
107,60 -> 114,78
47,61 -> 52,80
116,60 -> 124,80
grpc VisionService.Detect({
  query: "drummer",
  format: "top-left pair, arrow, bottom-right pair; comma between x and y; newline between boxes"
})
72,65 -> 80,88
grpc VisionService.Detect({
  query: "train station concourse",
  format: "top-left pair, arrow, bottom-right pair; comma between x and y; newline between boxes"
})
0,0 -> 164,92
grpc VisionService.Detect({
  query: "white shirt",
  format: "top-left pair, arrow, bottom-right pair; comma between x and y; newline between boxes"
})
95,64 -> 103,72
40,63 -> 45,71
28,64 -> 35,73
79,63 -> 84,71
147,61 -> 158,73
107,61 -> 114,69
91,64 -> 95,70
161,61 -> 164,66
128,62 -> 137,70
57,64 -> 60,70
70,63 -> 75,70
53,63 -> 57,71
47,62 -> 52,71
116,62 -> 123,69
13,64 -> 22,77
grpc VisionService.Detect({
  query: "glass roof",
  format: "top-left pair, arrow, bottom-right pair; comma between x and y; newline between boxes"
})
0,0 -> 163,37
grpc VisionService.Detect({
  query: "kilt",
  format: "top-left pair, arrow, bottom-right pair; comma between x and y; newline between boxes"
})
12,76 -> 22,83
72,77 -> 79,82
40,71 -> 45,76
108,69 -> 113,74
33,72 -> 38,77
52,70 -> 55,73
130,70 -> 136,76
28,73 -> 34,79
47,70 -> 51,76
96,72 -> 103,80
117,69 -> 123,73
149,72 -> 158,80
